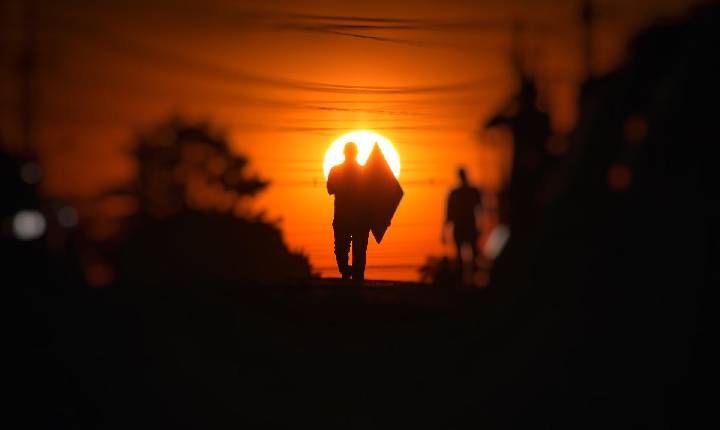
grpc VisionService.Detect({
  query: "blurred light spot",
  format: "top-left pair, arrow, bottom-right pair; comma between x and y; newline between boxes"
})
20,162 -> 42,184
624,115 -> 647,145
607,163 -> 632,191
12,210 -> 46,240
483,224 -> 510,259
58,206 -> 78,228
85,263 -> 114,288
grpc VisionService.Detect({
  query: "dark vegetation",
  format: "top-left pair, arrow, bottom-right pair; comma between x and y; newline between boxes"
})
109,118 -> 312,284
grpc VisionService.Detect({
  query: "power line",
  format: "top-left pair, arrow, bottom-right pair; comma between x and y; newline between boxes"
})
49,13 -> 508,95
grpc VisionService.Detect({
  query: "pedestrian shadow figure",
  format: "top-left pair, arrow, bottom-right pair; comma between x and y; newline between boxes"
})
443,168 -> 485,285
326,142 -> 403,282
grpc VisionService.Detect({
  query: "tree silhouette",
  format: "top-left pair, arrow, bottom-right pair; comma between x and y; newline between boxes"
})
133,117 -> 268,219
112,117 -> 312,285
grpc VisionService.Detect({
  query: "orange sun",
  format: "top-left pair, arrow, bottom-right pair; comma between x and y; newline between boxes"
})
323,130 -> 401,179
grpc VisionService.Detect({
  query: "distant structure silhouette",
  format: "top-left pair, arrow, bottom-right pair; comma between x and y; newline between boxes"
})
327,142 -> 370,281
482,72 -> 559,294
444,168 -> 483,275
481,4 -> 718,425
486,77 -> 552,233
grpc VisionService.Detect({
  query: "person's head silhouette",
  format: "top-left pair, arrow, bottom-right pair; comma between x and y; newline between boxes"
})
458,167 -> 468,185
344,142 -> 359,163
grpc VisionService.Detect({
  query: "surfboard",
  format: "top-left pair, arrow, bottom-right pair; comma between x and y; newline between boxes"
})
363,143 -> 404,243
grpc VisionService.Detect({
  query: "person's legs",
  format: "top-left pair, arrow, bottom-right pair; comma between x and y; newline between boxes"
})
470,233 -> 480,272
454,231 -> 465,274
351,227 -> 370,281
454,228 -> 479,275
333,225 -> 351,279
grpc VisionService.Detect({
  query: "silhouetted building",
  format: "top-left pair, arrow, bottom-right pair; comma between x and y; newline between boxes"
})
486,5 -> 717,426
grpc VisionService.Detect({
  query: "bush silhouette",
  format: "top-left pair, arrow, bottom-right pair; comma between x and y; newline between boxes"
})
112,117 -> 312,285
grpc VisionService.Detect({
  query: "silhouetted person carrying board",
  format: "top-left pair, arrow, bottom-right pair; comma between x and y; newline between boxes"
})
444,168 -> 483,273
327,142 -> 403,282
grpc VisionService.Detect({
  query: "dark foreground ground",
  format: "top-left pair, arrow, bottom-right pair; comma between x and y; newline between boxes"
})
19,278 -> 700,429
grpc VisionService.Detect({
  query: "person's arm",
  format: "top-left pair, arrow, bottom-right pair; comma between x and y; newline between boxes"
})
326,169 -> 336,195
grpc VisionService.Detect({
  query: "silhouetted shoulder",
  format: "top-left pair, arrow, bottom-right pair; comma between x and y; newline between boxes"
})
327,165 -> 341,194
449,186 -> 481,204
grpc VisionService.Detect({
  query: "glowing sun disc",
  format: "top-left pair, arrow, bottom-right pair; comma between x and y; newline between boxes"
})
323,130 -> 401,179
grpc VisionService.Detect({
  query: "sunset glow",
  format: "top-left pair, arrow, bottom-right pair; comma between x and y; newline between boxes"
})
1,0 -> 700,282
323,130 -> 401,179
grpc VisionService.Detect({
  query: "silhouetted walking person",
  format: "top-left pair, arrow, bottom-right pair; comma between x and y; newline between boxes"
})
444,168 -> 483,273
327,142 -> 371,281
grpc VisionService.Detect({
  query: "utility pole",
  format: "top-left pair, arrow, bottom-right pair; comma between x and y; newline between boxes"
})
581,0 -> 594,80
19,0 -> 36,158
510,20 -> 526,78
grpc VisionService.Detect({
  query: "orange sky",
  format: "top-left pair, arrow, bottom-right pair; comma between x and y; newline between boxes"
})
0,0 -> 703,280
